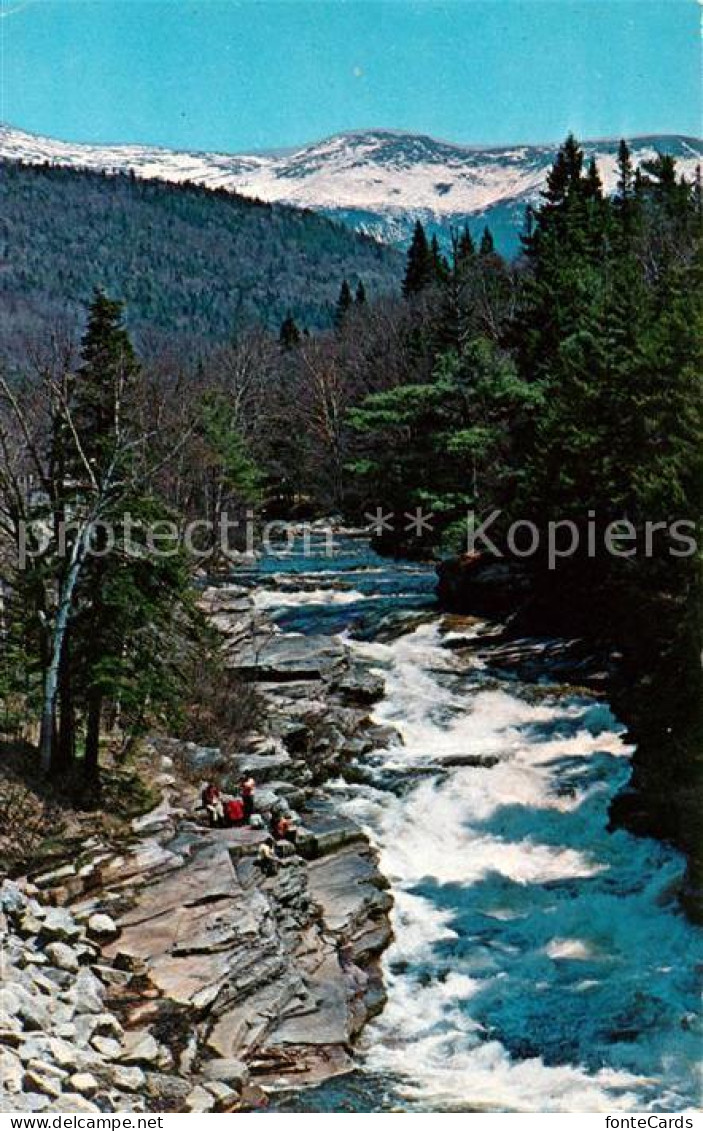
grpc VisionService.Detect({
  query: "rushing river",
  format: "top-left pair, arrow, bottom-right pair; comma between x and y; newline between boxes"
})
243,532 -> 701,1114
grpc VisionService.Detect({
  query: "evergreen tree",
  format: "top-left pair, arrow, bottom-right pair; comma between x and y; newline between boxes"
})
457,225 -> 476,263
403,221 -> 435,297
349,337 -> 537,549
431,234 -> 449,282
616,139 -> 634,200
279,313 -> 301,349
584,156 -> 603,199
355,280 -> 367,306
479,227 -> 495,257
335,279 -> 353,328
69,293 -> 194,778
72,289 -> 138,486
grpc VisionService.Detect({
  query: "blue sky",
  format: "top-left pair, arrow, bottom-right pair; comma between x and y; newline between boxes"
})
1,0 -> 700,151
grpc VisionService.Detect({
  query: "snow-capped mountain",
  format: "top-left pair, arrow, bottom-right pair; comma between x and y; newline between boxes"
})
2,124 -> 700,252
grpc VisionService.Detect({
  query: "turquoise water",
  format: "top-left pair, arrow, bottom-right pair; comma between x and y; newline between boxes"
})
245,533 -> 701,1114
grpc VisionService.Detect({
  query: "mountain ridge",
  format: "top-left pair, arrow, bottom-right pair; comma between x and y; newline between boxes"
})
2,123 -> 701,253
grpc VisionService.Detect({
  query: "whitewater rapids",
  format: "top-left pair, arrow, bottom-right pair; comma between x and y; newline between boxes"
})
249,540 -> 701,1113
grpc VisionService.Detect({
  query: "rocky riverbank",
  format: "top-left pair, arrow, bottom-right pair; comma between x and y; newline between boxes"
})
1,583 -> 396,1114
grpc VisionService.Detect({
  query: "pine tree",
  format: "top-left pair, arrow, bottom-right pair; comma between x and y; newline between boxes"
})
349,337 -> 536,551
584,156 -> 603,199
355,280 -> 367,306
431,234 -> 449,282
72,289 -> 138,487
457,225 -> 475,263
616,139 -> 634,200
479,227 -> 495,257
69,292 -> 138,774
279,313 -> 301,349
335,279 -> 353,327
403,220 -> 434,297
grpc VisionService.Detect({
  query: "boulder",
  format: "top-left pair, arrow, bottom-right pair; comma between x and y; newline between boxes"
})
75,1012 -> 123,1046
86,913 -> 120,941
33,865 -> 77,891
201,1058 -> 249,1088
203,1080 -> 237,1106
42,1037 -> 94,1073
65,968 -> 105,1015
68,1072 -> 99,1097
185,1085 -> 215,1113
0,1047 -> 24,1092
143,1072 -> 191,1105
91,1036 -> 122,1059
17,912 -> 44,938
104,1065 -> 145,1092
16,1036 -> 51,1063
40,907 -> 82,943
45,942 -> 80,973
23,1067 -> 64,1099
0,1093 -> 50,1113
4,984 -> 51,1031
91,964 -> 132,989
332,666 -> 385,705
50,1094 -> 101,1114
232,634 -> 347,682
0,881 -> 27,916
119,1031 -> 162,1067
0,1010 -> 22,1033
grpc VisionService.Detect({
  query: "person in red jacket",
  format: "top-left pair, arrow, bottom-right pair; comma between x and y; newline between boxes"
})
223,797 -> 246,826
271,811 -> 297,846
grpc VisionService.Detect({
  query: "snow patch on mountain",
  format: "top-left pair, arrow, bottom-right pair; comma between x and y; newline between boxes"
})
1,124 -> 700,248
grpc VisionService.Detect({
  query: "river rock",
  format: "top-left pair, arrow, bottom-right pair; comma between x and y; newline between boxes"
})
91,1036 -> 122,1059
119,1031 -> 162,1067
232,634 -> 347,682
0,881 -> 27,916
68,1072 -> 99,1096
332,666 -> 385,705
87,913 -> 120,940
203,1079 -> 237,1106
143,1073 -> 191,1105
201,1058 -> 249,1088
23,1066 -> 64,1099
0,1048 -> 23,1092
40,907 -> 82,943
185,1084 -> 215,1112
105,1065 -> 145,1091
45,941 -> 80,973
66,968 -> 106,1014
51,1094 -> 101,1114
5,984 -> 51,1031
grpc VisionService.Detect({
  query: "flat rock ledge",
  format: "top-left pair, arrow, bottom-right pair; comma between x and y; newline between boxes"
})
1,585 -> 396,1114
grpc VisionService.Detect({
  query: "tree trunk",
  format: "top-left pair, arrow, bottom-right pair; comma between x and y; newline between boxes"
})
84,690 -> 102,778
39,523 -> 92,774
56,644 -> 76,771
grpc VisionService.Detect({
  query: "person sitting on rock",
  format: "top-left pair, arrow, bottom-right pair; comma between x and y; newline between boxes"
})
255,840 -> 278,877
270,812 -> 297,846
223,797 -> 246,826
201,782 -> 224,827
240,774 -> 256,822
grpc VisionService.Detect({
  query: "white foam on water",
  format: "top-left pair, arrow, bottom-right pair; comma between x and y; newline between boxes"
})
253,587 -> 368,609
337,620 -> 702,1112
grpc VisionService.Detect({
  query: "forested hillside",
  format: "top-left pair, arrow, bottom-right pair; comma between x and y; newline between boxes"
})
0,160 -> 402,349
